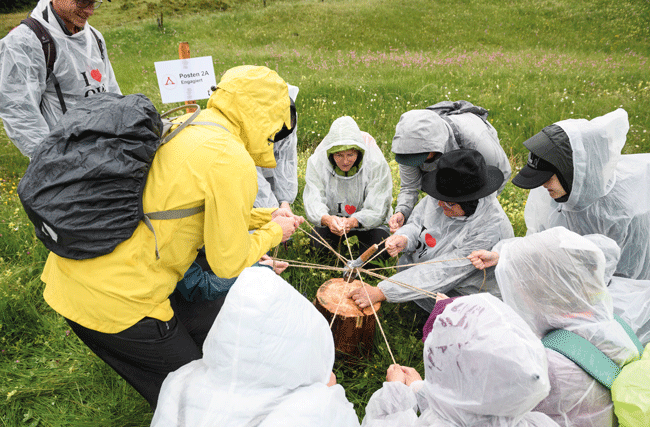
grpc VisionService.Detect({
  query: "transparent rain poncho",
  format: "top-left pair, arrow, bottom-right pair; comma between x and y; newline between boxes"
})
151,267 -> 360,427
362,293 -> 558,427
254,84 -> 299,208
391,108 -> 511,221
0,0 -> 121,157
583,232 -> 650,346
523,109 -> 650,280
495,227 -> 640,427
378,195 -> 513,312
303,116 -> 393,229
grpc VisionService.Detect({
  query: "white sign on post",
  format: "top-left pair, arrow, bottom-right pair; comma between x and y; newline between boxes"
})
154,56 -> 217,104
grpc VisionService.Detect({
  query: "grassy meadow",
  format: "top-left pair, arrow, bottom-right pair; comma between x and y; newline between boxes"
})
1,0 -> 649,424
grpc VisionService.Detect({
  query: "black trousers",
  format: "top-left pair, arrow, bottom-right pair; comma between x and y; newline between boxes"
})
66,289 -> 225,409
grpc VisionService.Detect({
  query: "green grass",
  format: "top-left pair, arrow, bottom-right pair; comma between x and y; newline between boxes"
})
1,0 -> 649,424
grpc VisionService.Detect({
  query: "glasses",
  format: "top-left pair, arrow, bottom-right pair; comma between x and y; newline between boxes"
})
76,0 -> 103,10
439,200 -> 458,209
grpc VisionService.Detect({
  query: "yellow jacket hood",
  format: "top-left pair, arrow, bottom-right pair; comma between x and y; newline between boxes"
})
207,66 -> 291,168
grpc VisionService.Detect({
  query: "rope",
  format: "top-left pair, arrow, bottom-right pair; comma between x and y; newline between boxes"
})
287,222 -> 488,365
365,257 -> 470,271
357,274 -> 396,365
299,222 -> 349,265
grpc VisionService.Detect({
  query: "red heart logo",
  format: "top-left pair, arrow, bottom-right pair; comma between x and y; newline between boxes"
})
90,69 -> 102,82
425,234 -> 436,247
344,205 -> 356,215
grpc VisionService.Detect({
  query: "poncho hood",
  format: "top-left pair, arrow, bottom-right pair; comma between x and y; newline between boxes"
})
552,109 -> 628,211
391,109 -> 454,155
495,227 -> 639,365
317,116 -> 367,176
423,293 -> 551,425
151,267 -> 357,427
207,66 -> 291,168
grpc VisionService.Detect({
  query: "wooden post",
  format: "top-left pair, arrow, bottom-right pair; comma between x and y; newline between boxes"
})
178,42 -> 196,113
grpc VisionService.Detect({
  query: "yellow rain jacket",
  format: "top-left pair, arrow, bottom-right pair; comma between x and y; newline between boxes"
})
41,66 -> 291,333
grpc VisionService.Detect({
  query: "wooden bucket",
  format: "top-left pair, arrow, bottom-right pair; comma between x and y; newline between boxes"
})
314,278 -> 381,359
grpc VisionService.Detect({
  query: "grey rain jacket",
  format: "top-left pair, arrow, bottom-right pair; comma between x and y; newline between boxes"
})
379,195 -> 513,312
362,293 -> 558,427
303,116 -> 393,229
254,84 -> 299,208
524,109 -> 650,280
151,267 -> 360,427
391,108 -> 511,221
495,227 -> 640,427
0,0 -> 121,158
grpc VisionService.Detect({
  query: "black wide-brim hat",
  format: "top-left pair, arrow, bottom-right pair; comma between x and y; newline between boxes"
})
422,149 -> 504,202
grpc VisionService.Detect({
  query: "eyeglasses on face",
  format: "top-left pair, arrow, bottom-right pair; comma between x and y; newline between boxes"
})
439,200 -> 458,209
76,0 -> 103,10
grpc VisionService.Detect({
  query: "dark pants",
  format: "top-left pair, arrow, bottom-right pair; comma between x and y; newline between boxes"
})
66,289 -> 225,410
309,225 -> 390,262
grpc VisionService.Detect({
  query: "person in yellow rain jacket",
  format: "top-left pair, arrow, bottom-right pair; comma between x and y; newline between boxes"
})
40,65 -> 303,409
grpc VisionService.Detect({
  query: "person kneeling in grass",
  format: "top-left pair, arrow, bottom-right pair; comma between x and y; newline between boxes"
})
361,293 -> 559,427
151,266 -> 360,427
303,116 -> 393,260
349,149 -> 513,312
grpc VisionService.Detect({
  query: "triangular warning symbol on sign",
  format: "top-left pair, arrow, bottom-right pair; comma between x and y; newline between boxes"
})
165,77 -> 175,85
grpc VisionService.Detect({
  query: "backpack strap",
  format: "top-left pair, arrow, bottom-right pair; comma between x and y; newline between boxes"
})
21,17 -> 67,114
614,314 -> 645,356
88,27 -> 105,60
438,114 -> 463,148
542,329 -> 621,389
160,104 -> 229,144
143,206 -> 206,260
143,104 -> 230,259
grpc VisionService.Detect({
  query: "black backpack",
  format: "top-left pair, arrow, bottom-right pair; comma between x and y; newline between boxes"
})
18,92 -> 227,260
426,100 -> 491,148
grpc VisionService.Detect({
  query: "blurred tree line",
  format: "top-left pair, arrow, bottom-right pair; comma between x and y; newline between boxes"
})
1,0 -> 38,14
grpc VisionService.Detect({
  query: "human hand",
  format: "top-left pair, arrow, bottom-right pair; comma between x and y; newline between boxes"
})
401,366 -> 423,386
386,364 -> 406,383
279,201 -> 293,213
273,208 -> 304,228
388,212 -> 405,233
327,371 -> 337,387
322,215 -> 345,236
341,216 -> 359,233
384,234 -> 408,257
259,254 -> 289,274
467,250 -> 500,270
272,215 -> 297,242
348,284 -> 386,309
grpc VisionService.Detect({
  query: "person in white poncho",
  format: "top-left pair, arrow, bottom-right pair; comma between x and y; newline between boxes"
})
512,108 -> 650,280
0,0 -> 121,158
254,84 -> 300,211
361,293 -> 558,427
470,227 -> 641,427
303,116 -> 393,258
350,149 -> 514,312
388,102 -> 511,233
151,266 -> 360,427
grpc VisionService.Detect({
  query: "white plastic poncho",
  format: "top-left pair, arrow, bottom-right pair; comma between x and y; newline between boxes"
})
523,109 -> 650,280
495,227 -> 640,427
151,266 -> 360,427
254,84 -> 299,208
0,0 -> 121,158
362,293 -> 558,427
392,109 -> 511,221
303,116 -> 393,229
583,232 -> 650,346
379,195 -> 513,311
